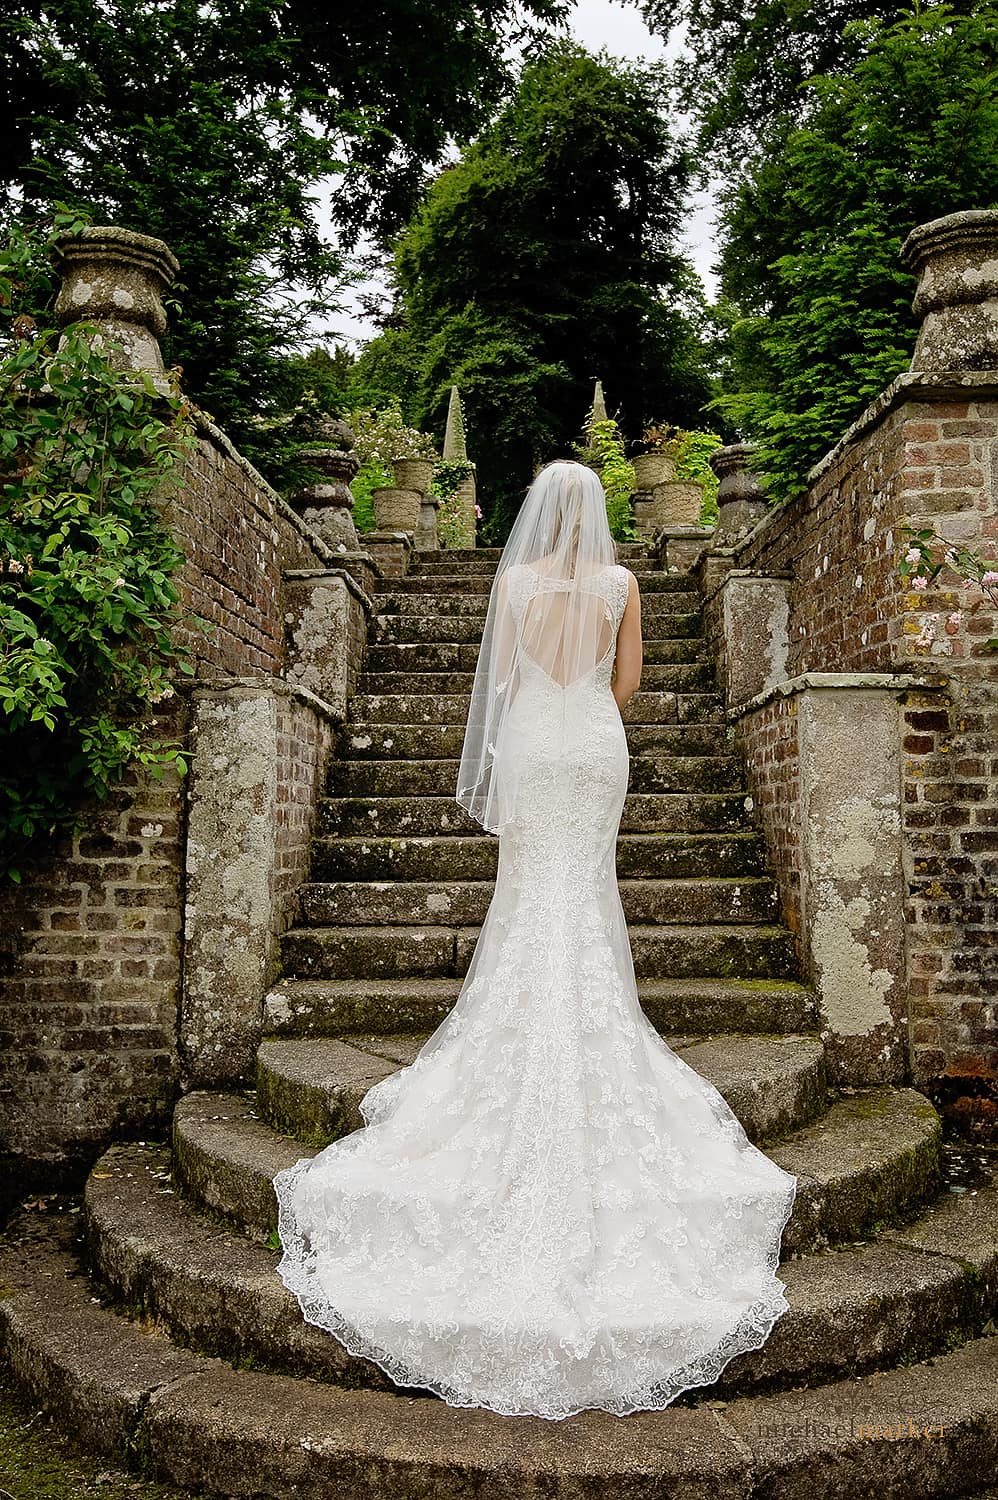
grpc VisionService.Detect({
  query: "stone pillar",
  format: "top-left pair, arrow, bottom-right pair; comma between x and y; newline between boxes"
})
796,683 -> 911,1085
181,687 -> 284,1084
719,571 -> 792,706
51,224 -> 180,390
287,417 -> 360,554
710,443 -> 769,545
901,208 -> 998,372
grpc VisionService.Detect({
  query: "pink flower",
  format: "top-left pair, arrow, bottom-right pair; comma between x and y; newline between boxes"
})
904,546 -> 922,565
474,504 -> 483,519
982,570 -> 998,586
910,575 -> 928,591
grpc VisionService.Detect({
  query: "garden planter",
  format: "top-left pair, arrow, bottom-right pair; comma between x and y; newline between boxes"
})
371,486 -> 422,531
393,458 -> 435,495
631,451 -> 676,489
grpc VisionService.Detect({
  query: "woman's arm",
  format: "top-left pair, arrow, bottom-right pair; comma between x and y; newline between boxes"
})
611,569 -> 642,713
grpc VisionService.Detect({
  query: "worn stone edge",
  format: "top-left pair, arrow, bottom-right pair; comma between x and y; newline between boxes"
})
282,566 -> 376,618
726,671 -> 951,723
184,672 -> 341,726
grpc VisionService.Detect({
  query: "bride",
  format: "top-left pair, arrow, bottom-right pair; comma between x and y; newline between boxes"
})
273,459 -> 798,1421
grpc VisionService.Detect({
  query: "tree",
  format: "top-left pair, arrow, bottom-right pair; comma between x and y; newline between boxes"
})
710,5 -> 998,503
638,0 -> 982,166
354,40 -> 714,532
0,0 -> 568,474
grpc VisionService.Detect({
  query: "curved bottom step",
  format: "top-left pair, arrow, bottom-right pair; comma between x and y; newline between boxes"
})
82,1141 -> 998,1402
2,1208 -> 997,1500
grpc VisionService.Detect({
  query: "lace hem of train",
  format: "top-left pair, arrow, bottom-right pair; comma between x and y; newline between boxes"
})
272,1156 -> 798,1421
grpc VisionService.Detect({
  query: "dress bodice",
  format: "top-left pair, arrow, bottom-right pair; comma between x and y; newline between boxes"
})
504,562 -> 631,694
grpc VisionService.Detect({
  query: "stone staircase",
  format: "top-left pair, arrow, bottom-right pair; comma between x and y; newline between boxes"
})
2,543 -> 998,1498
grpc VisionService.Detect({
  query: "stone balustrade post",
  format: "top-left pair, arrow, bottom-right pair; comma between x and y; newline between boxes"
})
287,417 -> 361,554
901,208 -> 998,373
709,443 -> 769,546
51,224 -> 180,390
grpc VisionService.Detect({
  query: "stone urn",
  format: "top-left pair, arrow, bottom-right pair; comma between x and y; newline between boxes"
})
50,224 -> 180,387
372,486 -> 422,531
631,451 -> 676,489
393,458 -> 435,494
710,443 -> 768,543
286,416 -> 361,552
901,208 -> 998,372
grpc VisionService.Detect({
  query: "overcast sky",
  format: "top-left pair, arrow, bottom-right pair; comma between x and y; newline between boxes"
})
312,0 -> 717,348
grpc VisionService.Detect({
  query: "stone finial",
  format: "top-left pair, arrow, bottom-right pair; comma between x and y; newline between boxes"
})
589,380 -> 608,429
709,442 -> 768,544
51,225 -> 180,388
443,385 -> 468,461
900,209 -> 998,372
288,423 -> 361,554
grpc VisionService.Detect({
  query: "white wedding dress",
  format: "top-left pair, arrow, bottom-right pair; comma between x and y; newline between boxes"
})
273,560 -> 798,1421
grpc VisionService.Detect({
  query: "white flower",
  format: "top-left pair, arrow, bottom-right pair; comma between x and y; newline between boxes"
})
910,574 -> 928,591
904,546 -> 921,564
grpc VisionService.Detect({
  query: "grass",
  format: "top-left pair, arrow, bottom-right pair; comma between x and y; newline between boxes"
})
0,1377 -> 212,1500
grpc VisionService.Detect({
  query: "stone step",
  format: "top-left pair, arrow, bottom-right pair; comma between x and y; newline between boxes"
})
382,571 -> 696,594
263,974 -> 820,1038
252,1032 -> 827,1148
356,662 -> 718,705
5,1214 -> 997,1500
167,1084 -> 942,1257
298,876 -> 780,929
338,719 -> 734,760
310,831 -> 770,883
411,552 -> 664,575
348,689 -> 724,724
362,637 -> 712,672
317,790 -> 750,837
375,591 -> 701,618
326,753 -> 745,799
79,1138 -> 998,1406
356,661 -> 715,698
280,922 -> 799,981
370,612 -> 704,644
414,546 -> 505,560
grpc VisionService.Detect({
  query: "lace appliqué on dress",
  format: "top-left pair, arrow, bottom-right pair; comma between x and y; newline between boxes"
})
273,556 -> 798,1421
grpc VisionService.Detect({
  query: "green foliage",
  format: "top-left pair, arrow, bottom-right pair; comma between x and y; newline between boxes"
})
642,0 -> 916,163
430,460 -> 478,549
711,5 -> 998,503
574,418 -> 638,542
356,39 -> 714,536
0,209 -> 200,880
349,460 -> 391,534
1,0 -> 569,475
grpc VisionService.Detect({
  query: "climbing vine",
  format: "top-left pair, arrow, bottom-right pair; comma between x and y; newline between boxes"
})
575,416 -> 638,542
431,459 -> 478,548
898,525 -> 998,655
0,208 -> 200,880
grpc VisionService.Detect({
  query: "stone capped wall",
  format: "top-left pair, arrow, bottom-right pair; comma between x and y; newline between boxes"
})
0,417 -> 350,1201
700,374 -> 997,1125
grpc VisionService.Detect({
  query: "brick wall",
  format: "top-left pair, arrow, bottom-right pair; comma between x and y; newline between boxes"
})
700,377 -> 998,1130
0,704 -> 187,1208
0,413 -> 343,1196
164,417 -> 328,677
274,693 -> 335,928
731,692 -> 805,970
